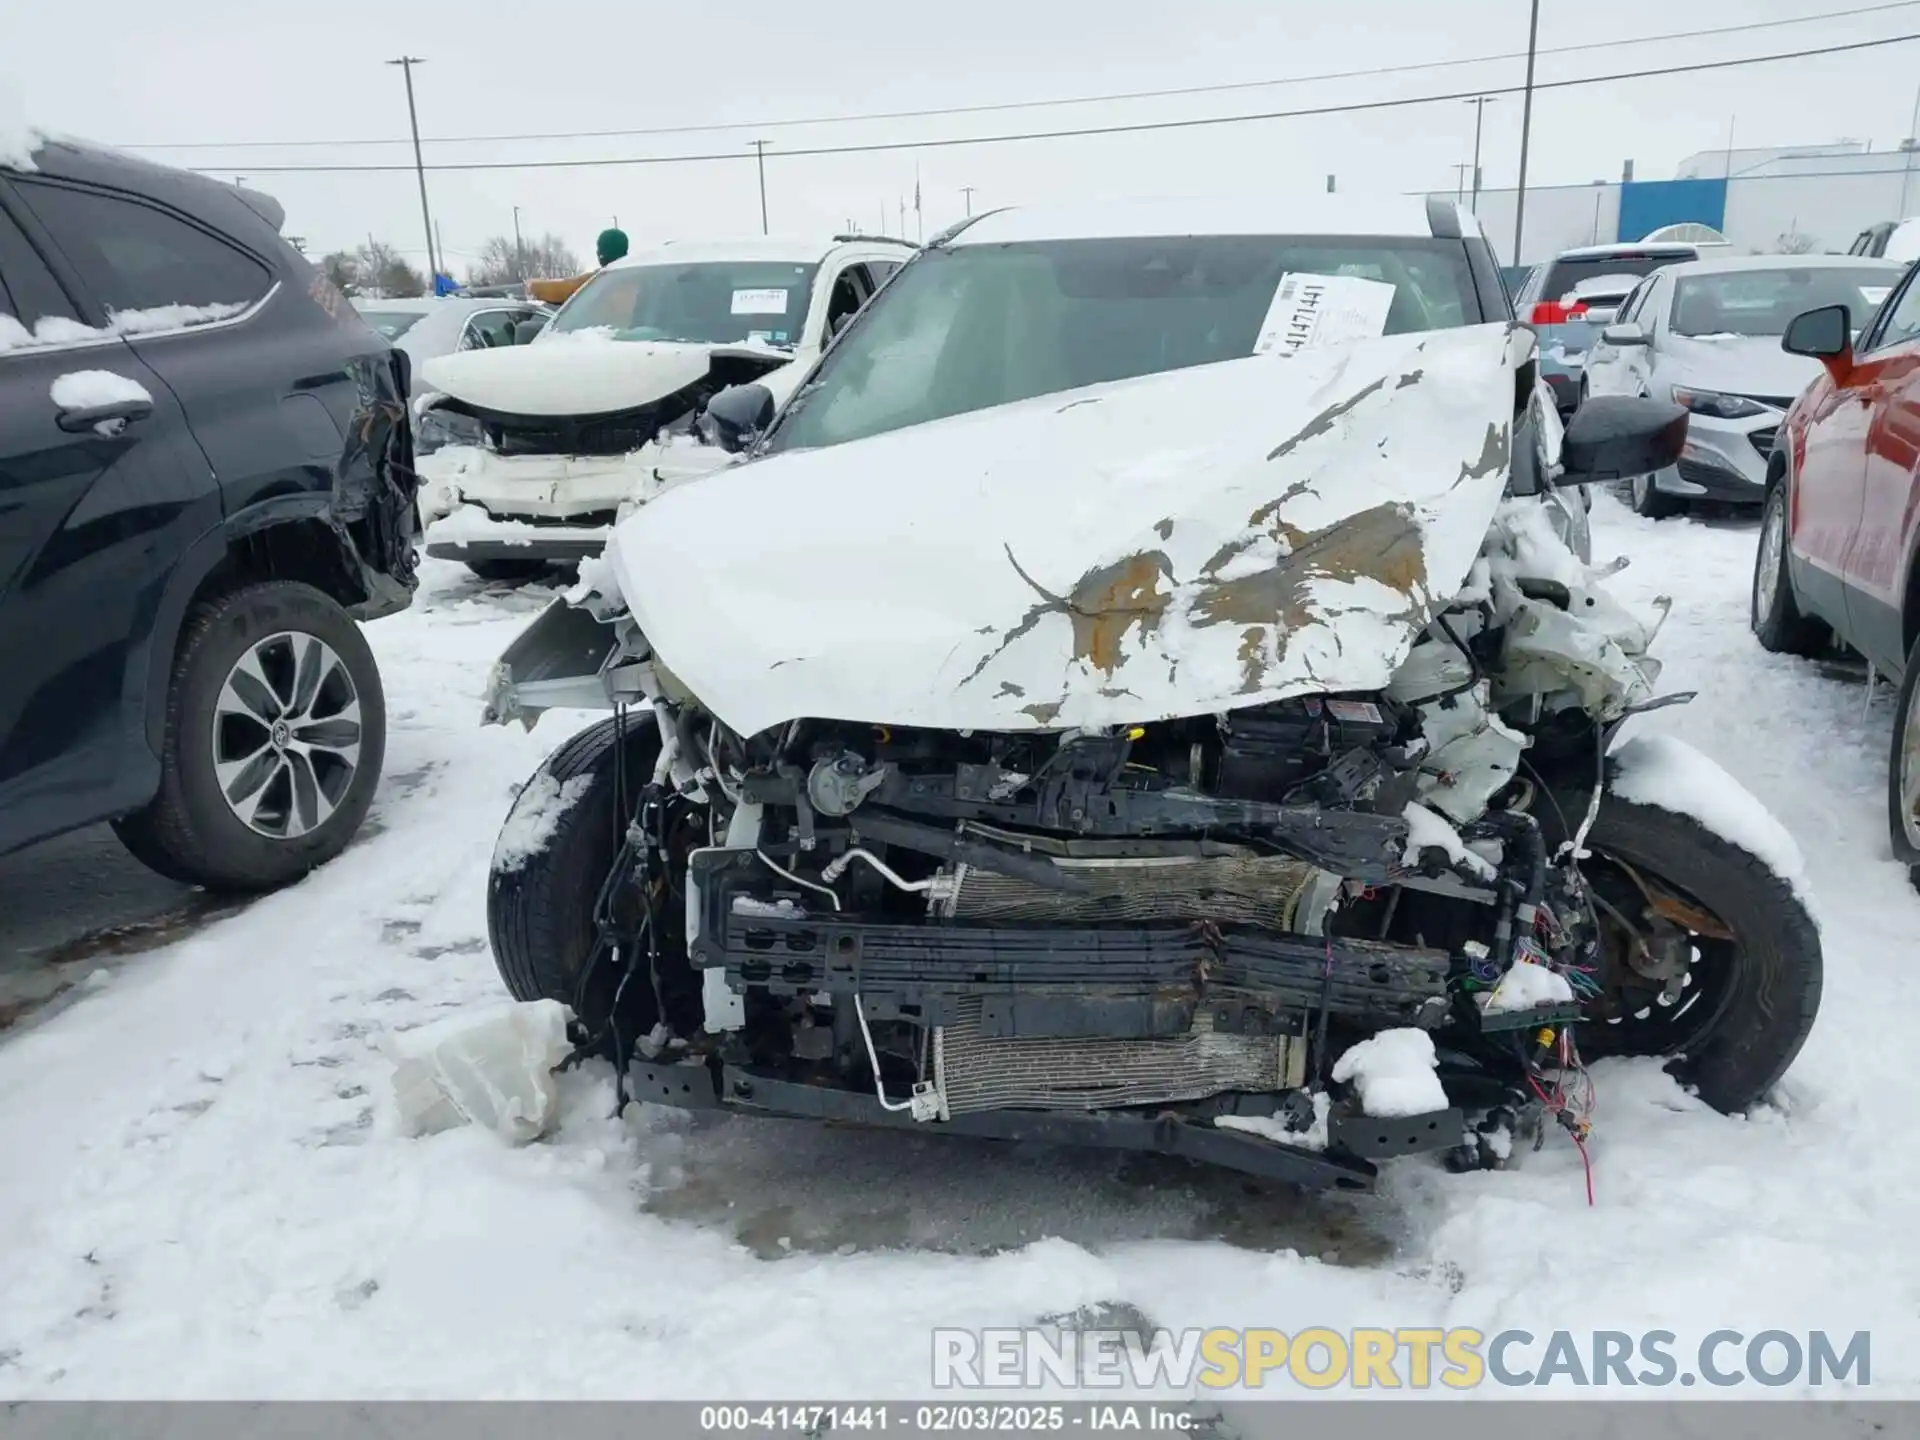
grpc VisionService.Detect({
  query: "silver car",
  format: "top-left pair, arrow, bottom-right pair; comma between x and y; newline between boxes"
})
1582,254 -> 1907,517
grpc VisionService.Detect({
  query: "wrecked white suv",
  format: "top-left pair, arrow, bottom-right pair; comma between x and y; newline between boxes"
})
413,235 -> 915,580
469,198 -> 1820,1195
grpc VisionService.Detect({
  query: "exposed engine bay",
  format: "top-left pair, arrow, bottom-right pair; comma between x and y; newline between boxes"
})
487,497 -> 1721,1194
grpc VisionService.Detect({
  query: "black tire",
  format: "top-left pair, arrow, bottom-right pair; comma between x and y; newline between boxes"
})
1573,792 -> 1822,1114
1750,483 -> 1829,656
112,581 -> 386,892
487,715 -> 662,1010
1628,469 -> 1682,520
466,558 -> 550,583
1887,632 -> 1920,871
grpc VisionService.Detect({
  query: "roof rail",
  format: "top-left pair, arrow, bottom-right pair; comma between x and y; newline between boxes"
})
832,233 -> 919,247
1425,195 -> 1464,240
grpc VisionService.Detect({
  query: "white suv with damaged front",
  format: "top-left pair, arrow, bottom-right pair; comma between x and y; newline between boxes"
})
413,234 -> 914,580
475,196 -> 1819,1193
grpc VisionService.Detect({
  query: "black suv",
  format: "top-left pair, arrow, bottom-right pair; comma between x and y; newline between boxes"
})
1,139 -> 417,891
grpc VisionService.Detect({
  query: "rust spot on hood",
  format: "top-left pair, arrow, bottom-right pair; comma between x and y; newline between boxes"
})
1190,502 -> 1429,691
967,544 -> 1174,683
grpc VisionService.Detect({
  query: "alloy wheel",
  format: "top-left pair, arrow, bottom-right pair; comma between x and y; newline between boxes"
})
1754,494 -> 1785,625
210,630 -> 364,839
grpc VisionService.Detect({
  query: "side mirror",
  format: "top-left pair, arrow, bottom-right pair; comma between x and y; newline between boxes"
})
513,318 -> 547,345
1600,323 -> 1649,347
699,382 -> 776,454
1559,395 -> 1687,483
1782,304 -> 1854,382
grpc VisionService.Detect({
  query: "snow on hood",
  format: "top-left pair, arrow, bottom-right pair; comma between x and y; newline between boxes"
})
605,323 -> 1525,737
421,339 -> 790,418
1661,334 -> 1820,402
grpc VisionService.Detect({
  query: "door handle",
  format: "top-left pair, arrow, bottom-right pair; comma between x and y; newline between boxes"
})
56,399 -> 153,434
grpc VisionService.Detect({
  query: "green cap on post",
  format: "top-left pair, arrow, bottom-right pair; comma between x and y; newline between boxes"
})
596,227 -> 629,265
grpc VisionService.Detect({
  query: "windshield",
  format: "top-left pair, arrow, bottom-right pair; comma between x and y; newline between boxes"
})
764,235 -> 1482,455
547,261 -> 820,346
1669,266 -> 1907,337
356,309 -> 425,341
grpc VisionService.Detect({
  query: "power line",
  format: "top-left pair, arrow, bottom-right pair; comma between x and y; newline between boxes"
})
185,32 -> 1920,176
125,1 -> 1920,153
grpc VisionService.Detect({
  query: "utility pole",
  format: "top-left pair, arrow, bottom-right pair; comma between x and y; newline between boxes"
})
386,57 -> 438,283
435,220 -> 446,290
1724,115 -> 1737,180
899,195 -> 907,234
1902,83 -> 1920,214
1464,96 -> 1495,213
1512,0 -> 1540,266
749,139 -> 771,234
512,205 -> 524,279
1452,164 -> 1470,204
961,185 -> 976,216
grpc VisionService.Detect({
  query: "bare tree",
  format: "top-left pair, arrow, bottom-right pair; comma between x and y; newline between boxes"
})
1773,230 -> 1819,255
319,250 -> 361,295
355,240 -> 426,298
467,232 -> 583,285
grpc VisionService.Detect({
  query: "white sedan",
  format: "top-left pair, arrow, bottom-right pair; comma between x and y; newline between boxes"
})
1580,253 -> 1905,518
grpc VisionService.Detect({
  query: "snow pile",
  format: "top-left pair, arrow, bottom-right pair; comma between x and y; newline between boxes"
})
1214,1090 -> 1331,1151
491,771 -> 594,874
1480,957 -> 1575,1015
106,301 -> 250,335
563,550 -> 623,608
386,999 -> 572,1143
49,370 -> 151,410
1484,495 -> 1588,590
0,300 -> 249,354
0,86 -> 40,172
1401,801 -> 1496,880
1610,732 -> 1811,903
1330,1028 -> 1448,1117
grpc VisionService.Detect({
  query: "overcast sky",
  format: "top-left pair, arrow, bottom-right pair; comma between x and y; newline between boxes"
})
7,0 -> 1920,272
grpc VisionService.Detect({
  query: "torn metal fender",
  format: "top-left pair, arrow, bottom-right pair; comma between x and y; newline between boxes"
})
607,323 -> 1523,738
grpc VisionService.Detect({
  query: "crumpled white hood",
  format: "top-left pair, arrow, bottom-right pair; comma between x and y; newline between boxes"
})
421,338 -> 792,417
606,323 -> 1525,737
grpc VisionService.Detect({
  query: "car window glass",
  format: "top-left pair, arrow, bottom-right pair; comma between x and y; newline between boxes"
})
869,259 -> 902,286
1670,265 -> 1906,339
824,264 -> 873,337
12,180 -> 271,320
768,235 -> 1483,455
356,309 -> 425,341
461,309 -> 522,350
1615,279 -> 1650,325
1871,272 -> 1920,352
0,203 -> 81,334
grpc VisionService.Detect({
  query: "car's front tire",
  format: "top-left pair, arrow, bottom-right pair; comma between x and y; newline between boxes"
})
112,581 -> 386,892
1628,470 -> 1681,520
488,716 -> 664,1021
1750,482 -> 1828,656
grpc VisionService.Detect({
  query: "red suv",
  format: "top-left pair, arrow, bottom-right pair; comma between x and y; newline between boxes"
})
1749,266 -> 1920,884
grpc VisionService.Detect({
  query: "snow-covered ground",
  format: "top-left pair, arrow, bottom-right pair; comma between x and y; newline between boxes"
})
0,496 -> 1913,1399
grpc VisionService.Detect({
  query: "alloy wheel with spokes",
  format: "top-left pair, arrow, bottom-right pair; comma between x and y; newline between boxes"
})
1754,493 -> 1785,624
112,580 -> 387,893
212,631 -> 364,838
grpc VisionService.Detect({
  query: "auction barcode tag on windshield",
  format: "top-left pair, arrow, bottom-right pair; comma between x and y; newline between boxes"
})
731,288 -> 790,315
1254,272 -> 1397,356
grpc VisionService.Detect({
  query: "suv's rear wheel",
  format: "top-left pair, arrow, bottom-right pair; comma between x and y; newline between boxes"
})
113,581 -> 386,892
1751,482 -> 1829,656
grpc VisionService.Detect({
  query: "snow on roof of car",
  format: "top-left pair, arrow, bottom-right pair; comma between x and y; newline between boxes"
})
350,297 -> 515,314
1657,252 -> 1907,279
1551,240 -> 1703,258
605,236 -> 904,270
949,194 -> 1467,245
